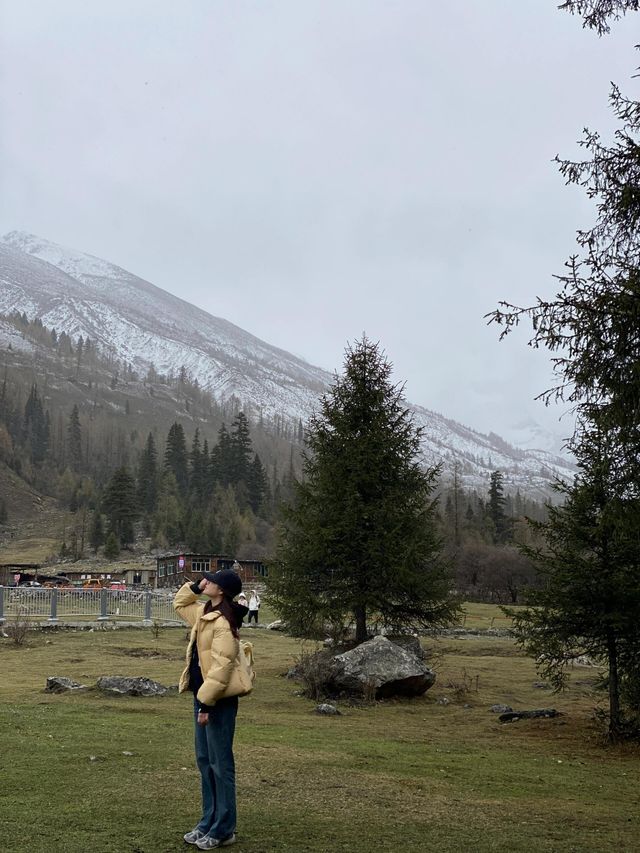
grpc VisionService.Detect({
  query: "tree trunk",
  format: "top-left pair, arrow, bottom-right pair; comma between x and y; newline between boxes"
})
606,627 -> 622,741
354,605 -> 367,645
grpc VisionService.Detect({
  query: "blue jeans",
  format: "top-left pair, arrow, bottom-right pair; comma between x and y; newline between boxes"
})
193,696 -> 238,839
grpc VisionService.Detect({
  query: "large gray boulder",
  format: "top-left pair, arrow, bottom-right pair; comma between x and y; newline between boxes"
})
382,634 -> 426,661
332,636 -> 435,698
96,676 -> 170,696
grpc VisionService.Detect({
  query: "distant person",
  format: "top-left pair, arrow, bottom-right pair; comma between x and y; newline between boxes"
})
174,570 -> 249,850
248,589 -> 260,624
237,592 -> 248,609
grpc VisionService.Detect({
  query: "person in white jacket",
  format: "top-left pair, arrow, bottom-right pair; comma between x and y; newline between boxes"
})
247,589 -> 260,624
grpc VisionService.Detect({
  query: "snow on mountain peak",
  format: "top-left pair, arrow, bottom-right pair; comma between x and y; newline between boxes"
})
3,230 -> 128,284
0,230 -> 575,498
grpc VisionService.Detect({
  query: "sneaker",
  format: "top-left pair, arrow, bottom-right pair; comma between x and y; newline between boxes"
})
184,829 -> 206,845
196,834 -> 236,850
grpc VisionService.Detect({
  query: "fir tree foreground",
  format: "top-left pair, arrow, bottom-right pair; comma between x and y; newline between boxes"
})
488,0 -> 640,739
268,337 -> 459,644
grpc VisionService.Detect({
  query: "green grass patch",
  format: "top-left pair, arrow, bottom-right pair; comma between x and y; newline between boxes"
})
0,624 -> 638,852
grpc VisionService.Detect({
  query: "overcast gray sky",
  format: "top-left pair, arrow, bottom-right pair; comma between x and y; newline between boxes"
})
1,1 -> 637,445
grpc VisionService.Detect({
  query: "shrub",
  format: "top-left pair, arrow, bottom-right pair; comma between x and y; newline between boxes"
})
103,532 -> 120,559
444,668 -> 480,702
5,607 -> 31,646
292,646 -> 338,701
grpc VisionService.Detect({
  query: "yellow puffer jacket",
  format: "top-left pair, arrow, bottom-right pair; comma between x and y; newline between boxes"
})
174,583 -> 251,706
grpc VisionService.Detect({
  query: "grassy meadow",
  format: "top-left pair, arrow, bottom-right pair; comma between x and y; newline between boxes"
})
1,610 -> 639,853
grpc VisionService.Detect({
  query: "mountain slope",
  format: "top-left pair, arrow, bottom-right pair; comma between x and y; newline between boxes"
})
0,230 -> 574,497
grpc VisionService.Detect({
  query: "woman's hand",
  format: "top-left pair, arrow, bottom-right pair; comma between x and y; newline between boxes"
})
197,711 -> 209,726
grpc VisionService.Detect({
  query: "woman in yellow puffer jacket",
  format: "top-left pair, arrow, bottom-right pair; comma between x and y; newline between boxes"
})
174,570 -> 249,851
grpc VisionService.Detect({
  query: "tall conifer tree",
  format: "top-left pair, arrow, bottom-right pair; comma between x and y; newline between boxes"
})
102,466 -> 139,547
488,471 -> 512,544
210,423 -> 232,487
230,412 -> 253,484
137,432 -> 159,514
248,453 -> 269,513
269,337 -> 459,642
67,404 -> 82,471
23,384 -> 49,465
164,422 -> 188,494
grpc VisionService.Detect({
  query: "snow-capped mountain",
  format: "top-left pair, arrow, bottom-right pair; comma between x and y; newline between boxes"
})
503,416 -> 570,457
0,230 -> 575,497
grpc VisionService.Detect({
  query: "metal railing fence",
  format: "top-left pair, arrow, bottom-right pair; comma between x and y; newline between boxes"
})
0,587 -> 182,625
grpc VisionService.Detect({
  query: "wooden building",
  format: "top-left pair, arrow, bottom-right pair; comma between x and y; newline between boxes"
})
155,553 -> 267,589
0,563 -> 42,586
236,559 -> 268,584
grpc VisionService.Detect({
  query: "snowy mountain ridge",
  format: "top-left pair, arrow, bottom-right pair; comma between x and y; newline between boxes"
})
0,230 -> 575,498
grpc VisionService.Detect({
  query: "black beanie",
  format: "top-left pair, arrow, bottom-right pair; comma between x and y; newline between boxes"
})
203,569 -> 242,599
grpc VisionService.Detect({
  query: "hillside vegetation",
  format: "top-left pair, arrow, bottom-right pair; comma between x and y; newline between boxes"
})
0,313 -> 554,602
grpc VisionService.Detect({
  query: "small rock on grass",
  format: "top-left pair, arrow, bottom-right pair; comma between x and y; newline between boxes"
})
96,676 -> 169,696
315,703 -> 341,715
489,704 -> 513,714
45,676 -> 88,693
499,709 -> 561,723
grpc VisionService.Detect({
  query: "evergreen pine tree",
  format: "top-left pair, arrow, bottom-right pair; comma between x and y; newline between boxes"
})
153,472 -> 184,546
104,531 -> 120,559
511,435 -> 640,740
223,516 -> 242,555
487,0 -> 640,740
23,384 -> 49,465
268,336 -> 459,642
67,405 -> 83,471
248,453 -> 269,514
185,509 -> 208,552
189,428 -> 208,502
488,471 -> 512,544
210,423 -> 232,487
137,432 -> 159,514
229,412 -> 253,485
102,466 -> 139,547
201,439 -> 212,500
164,422 -> 188,494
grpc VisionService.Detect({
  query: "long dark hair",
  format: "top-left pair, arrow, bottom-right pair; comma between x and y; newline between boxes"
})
217,596 -> 241,639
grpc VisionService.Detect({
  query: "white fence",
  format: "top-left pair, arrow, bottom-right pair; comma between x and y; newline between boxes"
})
0,587 -> 182,625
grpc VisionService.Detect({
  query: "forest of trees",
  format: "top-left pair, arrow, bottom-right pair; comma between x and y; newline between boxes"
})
0,312 -> 300,559
0,311 -> 549,597
435,467 -> 547,604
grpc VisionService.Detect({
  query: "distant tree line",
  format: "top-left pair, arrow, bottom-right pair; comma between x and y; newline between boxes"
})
436,467 -> 547,604
90,412 -> 274,557
2,312 -> 548,600
0,313 -> 300,560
